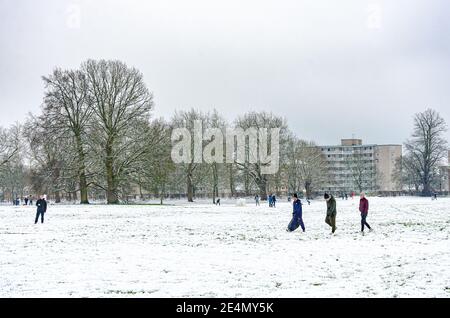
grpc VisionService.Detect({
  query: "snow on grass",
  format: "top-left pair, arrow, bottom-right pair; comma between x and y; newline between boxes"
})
1,197 -> 449,297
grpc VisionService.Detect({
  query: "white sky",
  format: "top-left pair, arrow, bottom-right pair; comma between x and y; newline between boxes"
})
1,0 -> 449,145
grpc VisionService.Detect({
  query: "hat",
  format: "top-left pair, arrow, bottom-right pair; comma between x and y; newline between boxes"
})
324,193 -> 330,199
293,193 -> 298,198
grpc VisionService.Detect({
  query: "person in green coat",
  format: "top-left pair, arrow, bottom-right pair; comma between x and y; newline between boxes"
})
324,193 -> 337,234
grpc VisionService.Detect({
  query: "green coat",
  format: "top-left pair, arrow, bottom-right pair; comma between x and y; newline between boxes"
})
326,196 -> 337,216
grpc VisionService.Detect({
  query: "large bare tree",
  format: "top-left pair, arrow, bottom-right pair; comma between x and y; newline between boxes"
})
42,68 -> 93,203
83,60 -> 154,204
234,111 -> 287,200
404,108 -> 448,196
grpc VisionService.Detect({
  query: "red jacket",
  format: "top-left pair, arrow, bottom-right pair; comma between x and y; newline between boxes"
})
359,198 -> 369,214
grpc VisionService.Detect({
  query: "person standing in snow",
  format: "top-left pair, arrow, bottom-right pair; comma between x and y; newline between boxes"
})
268,194 -> 273,207
24,196 -> 29,205
324,193 -> 337,234
34,195 -> 47,224
359,192 -> 372,235
255,194 -> 260,206
287,193 -> 305,232
272,194 -> 276,207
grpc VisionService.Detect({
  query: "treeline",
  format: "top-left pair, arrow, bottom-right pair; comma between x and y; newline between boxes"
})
0,60 -> 447,204
0,60 -> 330,204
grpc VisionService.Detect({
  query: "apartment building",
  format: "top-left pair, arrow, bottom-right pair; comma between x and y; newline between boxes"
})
319,138 -> 402,193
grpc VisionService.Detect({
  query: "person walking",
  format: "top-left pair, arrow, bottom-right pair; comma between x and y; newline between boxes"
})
24,196 -> 29,205
34,195 -> 47,224
255,194 -> 260,206
287,193 -> 305,233
359,192 -> 372,235
268,194 -> 273,207
324,193 -> 337,234
272,194 -> 276,208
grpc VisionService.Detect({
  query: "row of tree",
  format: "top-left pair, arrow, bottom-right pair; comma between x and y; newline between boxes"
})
0,59 -> 330,204
0,60 -> 448,203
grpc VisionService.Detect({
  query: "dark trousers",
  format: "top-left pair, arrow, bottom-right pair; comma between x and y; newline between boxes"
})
288,215 -> 305,232
35,211 -> 44,224
325,214 -> 336,233
361,213 -> 371,231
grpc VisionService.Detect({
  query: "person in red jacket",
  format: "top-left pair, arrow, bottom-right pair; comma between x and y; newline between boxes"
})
359,192 -> 372,235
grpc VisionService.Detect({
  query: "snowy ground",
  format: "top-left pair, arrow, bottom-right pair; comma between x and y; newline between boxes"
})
1,196 -> 449,297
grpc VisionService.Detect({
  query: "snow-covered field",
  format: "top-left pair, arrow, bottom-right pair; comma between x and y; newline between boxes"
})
1,196 -> 449,297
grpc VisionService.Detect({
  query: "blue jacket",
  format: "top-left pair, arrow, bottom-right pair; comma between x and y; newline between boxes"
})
293,199 -> 302,217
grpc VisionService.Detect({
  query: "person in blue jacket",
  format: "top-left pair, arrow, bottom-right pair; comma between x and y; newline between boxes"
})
286,193 -> 305,232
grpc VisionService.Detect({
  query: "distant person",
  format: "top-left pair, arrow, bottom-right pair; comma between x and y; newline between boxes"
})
345,193 -> 348,200
287,195 -> 291,202
29,196 -> 33,206
272,194 -> 276,208
287,193 -> 305,233
324,193 -> 337,234
216,198 -> 221,206
24,196 -> 29,205
255,194 -> 260,206
268,194 -> 273,207
359,192 -> 372,235
433,192 -> 437,200
34,195 -> 47,224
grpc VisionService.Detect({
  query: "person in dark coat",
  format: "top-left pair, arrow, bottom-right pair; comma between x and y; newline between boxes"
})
287,193 -> 305,232
324,193 -> 337,234
268,194 -> 273,207
359,192 -> 372,234
34,195 -> 47,224
24,196 -> 29,205
272,194 -> 276,207
255,194 -> 260,206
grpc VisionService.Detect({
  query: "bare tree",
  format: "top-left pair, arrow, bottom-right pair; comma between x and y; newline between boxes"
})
171,109 -> 211,202
133,119 -> 174,204
42,68 -> 93,203
404,108 -> 448,196
286,137 -> 329,198
83,59 -> 154,204
234,111 -> 288,200
0,124 -> 27,202
0,126 -> 19,168
393,155 -> 421,192
343,148 -> 377,193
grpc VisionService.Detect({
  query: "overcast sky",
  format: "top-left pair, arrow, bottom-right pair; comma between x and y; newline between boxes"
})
1,0 -> 449,146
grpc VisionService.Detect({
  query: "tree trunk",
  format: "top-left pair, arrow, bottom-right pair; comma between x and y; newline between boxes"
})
187,169 -> 194,202
105,142 -> 119,204
228,165 -> 235,198
53,164 -> 61,203
258,177 -> 267,201
305,181 -> 312,199
54,190 -> 61,203
75,134 -> 89,204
